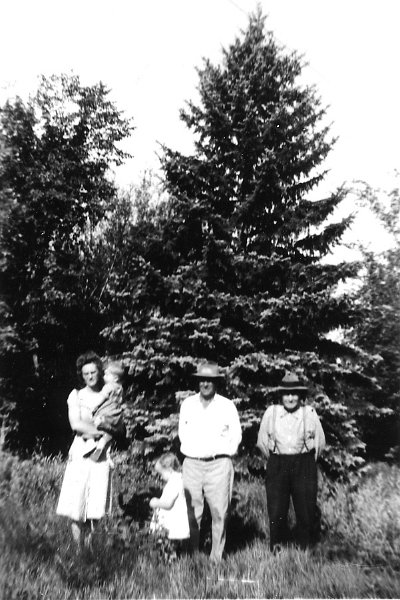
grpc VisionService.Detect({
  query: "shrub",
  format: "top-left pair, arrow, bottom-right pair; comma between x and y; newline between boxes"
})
322,463 -> 400,569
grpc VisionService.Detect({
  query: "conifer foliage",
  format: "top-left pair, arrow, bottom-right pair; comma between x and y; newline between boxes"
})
108,11 -> 372,478
0,75 -> 133,450
0,16 -> 381,477
348,180 -> 400,460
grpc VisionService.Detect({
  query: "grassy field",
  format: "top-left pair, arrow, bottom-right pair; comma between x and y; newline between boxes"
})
0,452 -> 399,599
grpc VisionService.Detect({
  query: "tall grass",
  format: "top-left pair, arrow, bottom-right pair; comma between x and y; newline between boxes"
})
0,452 -> 399,599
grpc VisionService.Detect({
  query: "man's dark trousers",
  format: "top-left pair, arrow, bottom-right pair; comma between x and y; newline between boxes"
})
265,450 -> 317,550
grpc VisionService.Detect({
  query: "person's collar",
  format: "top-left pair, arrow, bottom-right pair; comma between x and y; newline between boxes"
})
198,392 -> 217,404
199,394 -> 216,404
280,405 -> 301,417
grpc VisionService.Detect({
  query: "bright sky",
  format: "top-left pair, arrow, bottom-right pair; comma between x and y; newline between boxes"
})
1,0 -> 399,255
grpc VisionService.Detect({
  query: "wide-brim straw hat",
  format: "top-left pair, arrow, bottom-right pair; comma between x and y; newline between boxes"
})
192,363 -> 225,380
274,372 -> 308,392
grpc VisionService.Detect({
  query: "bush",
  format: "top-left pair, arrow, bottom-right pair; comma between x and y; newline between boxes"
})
322,463 -> 400,568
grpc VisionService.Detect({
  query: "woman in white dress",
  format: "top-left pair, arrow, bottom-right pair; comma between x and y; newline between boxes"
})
56,351 -> 114,547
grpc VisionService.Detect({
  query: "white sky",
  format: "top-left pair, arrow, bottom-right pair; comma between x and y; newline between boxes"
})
1,0 -> 399,255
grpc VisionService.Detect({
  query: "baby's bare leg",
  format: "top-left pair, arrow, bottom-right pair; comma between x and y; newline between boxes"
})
97,433 -> 112,449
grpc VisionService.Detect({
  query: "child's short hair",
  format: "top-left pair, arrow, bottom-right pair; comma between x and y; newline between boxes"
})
105,360 -> 124,380
156,452 -> 181,472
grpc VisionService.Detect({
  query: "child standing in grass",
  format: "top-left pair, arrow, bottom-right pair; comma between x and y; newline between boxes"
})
149,453 -> 190,551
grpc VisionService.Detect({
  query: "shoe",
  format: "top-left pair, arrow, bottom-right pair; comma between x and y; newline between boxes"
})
90,447 -> 105,462
82,439 -> 97,457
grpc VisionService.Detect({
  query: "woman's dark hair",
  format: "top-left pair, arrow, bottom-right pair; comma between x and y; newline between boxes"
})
76,351 -> 104,385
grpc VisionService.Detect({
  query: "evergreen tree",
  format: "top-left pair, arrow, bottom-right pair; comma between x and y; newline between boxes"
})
348,180 -> 400,459
0,74 -> 133,451
107,11 -> 374,479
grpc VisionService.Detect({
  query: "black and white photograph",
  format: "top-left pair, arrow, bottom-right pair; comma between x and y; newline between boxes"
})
0,1 -> 399,598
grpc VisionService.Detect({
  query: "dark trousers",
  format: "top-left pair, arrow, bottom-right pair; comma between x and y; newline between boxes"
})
265,451 -> 318,551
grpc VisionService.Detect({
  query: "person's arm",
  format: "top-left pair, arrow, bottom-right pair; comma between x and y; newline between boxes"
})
92,383 -> 114,412
227,402 -> 242,455
67,390 -> 101,437
150,483 -> 179,511
94,396 -> 122,422
256,407 -> 271,458
178,399 -> 190,448
313,410 -> 326,459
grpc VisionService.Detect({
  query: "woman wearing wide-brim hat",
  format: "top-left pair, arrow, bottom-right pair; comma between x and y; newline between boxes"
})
257,372 -> 325,551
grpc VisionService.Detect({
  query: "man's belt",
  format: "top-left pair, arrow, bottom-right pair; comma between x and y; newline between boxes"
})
186,454 -> 231,462
270,448 -> 315,456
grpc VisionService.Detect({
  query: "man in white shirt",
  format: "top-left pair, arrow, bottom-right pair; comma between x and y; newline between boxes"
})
178,362 -> 242,563
257,372 -> 325,551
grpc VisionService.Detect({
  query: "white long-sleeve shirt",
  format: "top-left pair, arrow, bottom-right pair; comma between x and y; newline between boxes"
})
257,404 -> 325,459
179,393 -> 242,458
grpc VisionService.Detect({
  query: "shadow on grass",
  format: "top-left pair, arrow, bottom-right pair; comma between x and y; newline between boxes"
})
226,512 -> 267,553
117,486 -> 161,524
197,496 -> 267,556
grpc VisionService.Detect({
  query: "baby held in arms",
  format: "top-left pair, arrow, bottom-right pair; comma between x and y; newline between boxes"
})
85,360 -> 125,461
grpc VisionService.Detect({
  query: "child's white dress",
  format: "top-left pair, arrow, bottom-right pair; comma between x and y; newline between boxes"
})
150,472 -> 190,540
56,388 -> 113,522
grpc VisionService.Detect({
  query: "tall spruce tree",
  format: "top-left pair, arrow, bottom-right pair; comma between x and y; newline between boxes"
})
104,11 -> 377,479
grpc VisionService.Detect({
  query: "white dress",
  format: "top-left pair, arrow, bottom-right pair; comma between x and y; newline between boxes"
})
56,388 -> 113,522
150,472 -> 190,540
